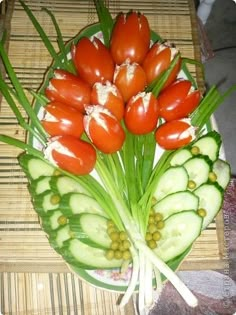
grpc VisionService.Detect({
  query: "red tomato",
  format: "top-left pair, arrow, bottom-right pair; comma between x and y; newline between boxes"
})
44,135 -> 96,175
90,81 -> 125,120
155,119 -> 195,150
142,42 -> 181,88
84,106 -> 125,154
124,92 -> 159,135
41,101 -> 84,138
113,61 -> 147,103
110,12 -> 150,64
45,69 -> 91,113
158,80 -> 201,121
71,37 -> 115,86
49,69 -> 78,80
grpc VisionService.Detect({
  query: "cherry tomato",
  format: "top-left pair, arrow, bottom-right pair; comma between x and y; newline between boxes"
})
41,101 -> 84,138
155,119 -> 195,150
113,61 -> 147,103
44,135 -> 96,175
157,79 -> 201,121
90,81 -> 125,120
84,106 -> 125,154
110,12 -> 150,64
124,92 -> 159,135
45,69 -> 91,113
71,37 -> 115,86
142,42 -> 181,88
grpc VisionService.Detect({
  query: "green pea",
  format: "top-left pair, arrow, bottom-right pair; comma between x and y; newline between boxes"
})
154,212 -> 163,222
191,146 -> 200,155
57,215 -> 67,226
188,180 -> 196,190
208,171 -> 217,182
147,240 -> 157,249
114,250 -> 123,259
110,231 -> 119,241
123,240 -> 131,249
122,250 -> 132,260
50,194 -> 61,205
110,241 -> 120,250
156,220 -> 165,229
106,250 -> 115,260
148,223 -> 157,234
119,231 -> 128,241
145,232 -> 152,241
197,208 -> 207,217
153,231 -> 161,241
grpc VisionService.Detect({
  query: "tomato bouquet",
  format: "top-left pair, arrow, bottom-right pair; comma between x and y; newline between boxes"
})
0,0 -> 235,313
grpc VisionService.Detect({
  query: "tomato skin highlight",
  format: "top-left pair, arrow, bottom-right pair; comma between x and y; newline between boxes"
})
155,120 -> 195,150
124,92 -> 159,135
113,61 -> 147,103
142,42 -> 181,88
45,69 -> 91,113
71,37 -> 115,86
84,106 -> 125,154
44,135 -> 96,175
90,81 -> 125,120
41,101 -> 84,138
110,12 -> 150,64
158,80 -> 201,121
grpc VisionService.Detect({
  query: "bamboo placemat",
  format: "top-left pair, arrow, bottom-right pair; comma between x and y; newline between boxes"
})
0,0 -> 226,314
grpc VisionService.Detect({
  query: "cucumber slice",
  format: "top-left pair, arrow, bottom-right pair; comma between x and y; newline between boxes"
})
34,191 -> 59,215
68,215 -> 103,248
170,149 -> 192,166
194,183 -> 223,229
183,156 -> 211,188
30,176 -> 51,196
49,225 -> 71,249
50,176 -> 89,196
213,159 -> 231,189
19,154 -> 55,180
61,193 -> 107,217
80,213 -> 111,248
62,238 -> 123,269
69,214 -> 111,249
42,209 -> 67,232
153,191 -> 199,220
191,131 -> 221,161
153,166 -> 189,201
154,210 -> 202,262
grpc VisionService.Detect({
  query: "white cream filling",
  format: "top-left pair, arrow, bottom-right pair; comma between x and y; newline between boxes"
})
178,119 -> 196,140
114,60 -> 139,82
131,92 -> 152,113
44,138 -> 76,165
93,82 -> 118,105
84,105 -> 112,139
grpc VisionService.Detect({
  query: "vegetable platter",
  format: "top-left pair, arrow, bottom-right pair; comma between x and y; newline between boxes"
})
0,0 -> 234,313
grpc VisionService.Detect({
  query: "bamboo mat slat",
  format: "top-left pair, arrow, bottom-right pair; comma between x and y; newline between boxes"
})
0,272 -> 135,315
0,0 -> 226,314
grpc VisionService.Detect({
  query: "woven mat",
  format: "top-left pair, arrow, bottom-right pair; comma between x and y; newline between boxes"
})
0,0 -> 227,314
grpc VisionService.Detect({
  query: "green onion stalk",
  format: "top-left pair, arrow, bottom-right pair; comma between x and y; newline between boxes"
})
1,1 -> 236,314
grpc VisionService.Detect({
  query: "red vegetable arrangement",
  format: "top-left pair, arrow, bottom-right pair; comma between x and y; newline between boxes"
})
0,1 -> 235,313
38,9 -> 201,176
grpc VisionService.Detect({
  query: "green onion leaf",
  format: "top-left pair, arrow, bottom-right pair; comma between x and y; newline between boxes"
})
19,0 -> 64,68
42,7 -> 67,62
0,135 -> 44,158
93,0 -> 114,47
